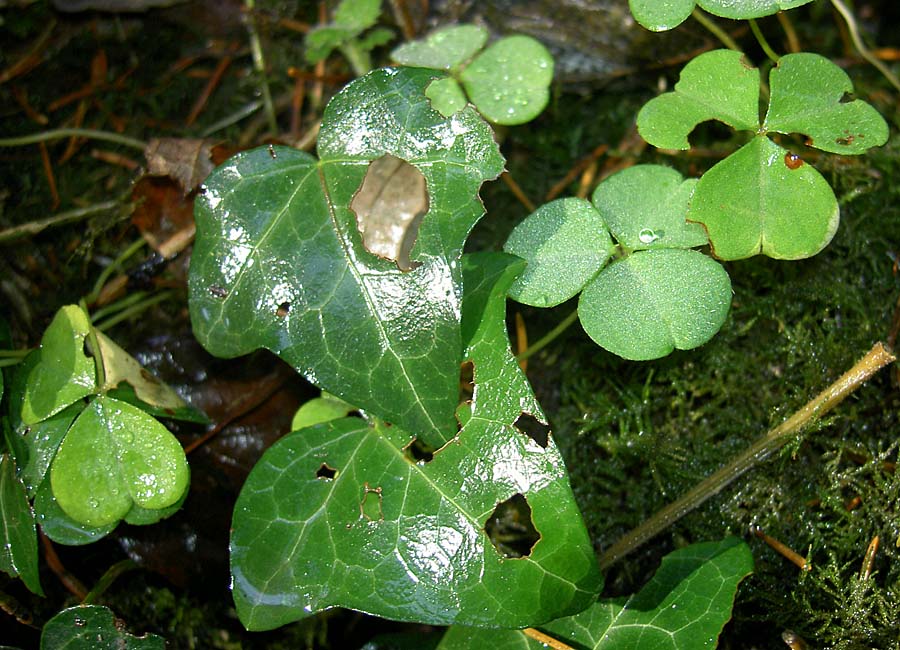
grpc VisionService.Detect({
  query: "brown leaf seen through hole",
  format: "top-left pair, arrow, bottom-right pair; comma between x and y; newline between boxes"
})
145,137 -> 216,195
350,154 -> 428,271
485,493 -> 541,558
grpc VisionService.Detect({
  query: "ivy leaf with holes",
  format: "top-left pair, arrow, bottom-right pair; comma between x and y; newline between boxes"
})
40,605 -> 165,650
637,50 -> 888,260
629,0 -> 815,31
437,537 -> 753,650
190,67 -> 504,448
229,252 -> 601,631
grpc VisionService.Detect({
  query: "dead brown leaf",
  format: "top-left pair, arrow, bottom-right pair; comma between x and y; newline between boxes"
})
144,137 -> 216,195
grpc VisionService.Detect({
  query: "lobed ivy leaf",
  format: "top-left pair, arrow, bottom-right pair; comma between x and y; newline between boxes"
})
0,454 -> 43,595
34,479 -> 116,546
763,53 -> 890,155
21,305 -> 96,425
190,67 -> 504,448
591,165 -> 707,250
629,0 -> 814,30
50,396 -> 189,527
230,253 -> 601,631
636,50 -> 759,150
504,198 -> 615,308
392,25 -> 488,70
689,137 -> 839,260
438,537 -> 753,649
40,605 -> 165,650
578,249 -> 732,361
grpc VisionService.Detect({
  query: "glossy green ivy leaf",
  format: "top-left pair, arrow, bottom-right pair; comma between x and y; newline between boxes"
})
698,0 -> 814,19
0,454 -> 43,595
21,305 -> 96,425
438,537 -> 753,650
392,25 -> 488,70
50,396 -> 189,527
190,67 -> 504,448
305,0 -> 382,64
425,77 -> 468,117
637,50 -> 759,150
460,36 -> 554,125
628,0 -> 694,31
689,137 -> 839,260
20,402 -> 81,498
591,165 -> 707,250
763,53 -> 890,155
290,394 -> 355,430
230,253 -> 601,631
40,605 -> 165,650
578,249 -> 732,361
504,198 -> 614,308
34,479 -> 115,546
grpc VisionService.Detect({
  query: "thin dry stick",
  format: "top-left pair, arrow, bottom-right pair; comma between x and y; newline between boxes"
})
41,533 -> 89,600
501,171 -> 536,212
186,54 -> 234,126
753,527 -> 810,571
523,627 -> 574,650
776,11 -> 801,53
599,342 -> 896,569
831,0 -> 900,93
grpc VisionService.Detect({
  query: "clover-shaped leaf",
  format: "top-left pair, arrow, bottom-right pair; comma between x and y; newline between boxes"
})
699,0 -> 815,20
578,249 -> 732,361
629,0 -> 814,31
305,0 -> 383,64
34,478 -> 116,545
190,67 -> 504,449
230,253 -> 601,631
41,605 -> 165,650
50,396 -> 189,527
504,198 -> 614,308
392,25 -> 488,70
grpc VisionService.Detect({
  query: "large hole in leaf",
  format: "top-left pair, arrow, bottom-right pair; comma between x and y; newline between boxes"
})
359,482 -> 383,521
315,463 -> 337,480
513,412 -> 550,448
403,437 -> 435,464
484,493 -> 541,558
350,154 -> 429,272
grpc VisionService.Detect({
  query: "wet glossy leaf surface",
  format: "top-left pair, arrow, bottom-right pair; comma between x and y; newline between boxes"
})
426,77 -> 468,117
34,478 -> 115,545
438,537 -> 753,649
392,25 -> 488,70
230,252 -> 601,630
591,165 -> 707,250
0,454 -> 43,595
698,0 -> 814,19
763,53 -> 890,155
689,137 -> 839,260
578,249 -> 731,360
40,605 -> 164,650
628,0 -> 694,31
291,394 -> 355,430
21,305 -> 96,425
504,198 -> 614,308
190,67 -> 504,448
50,396 -> 189,527
636,50 -> 759,150
20,402 -> 81,498
460,36 -> 554,125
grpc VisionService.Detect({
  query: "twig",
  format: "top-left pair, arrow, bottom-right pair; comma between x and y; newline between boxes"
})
0,200 -> 121,245
515,312 -> 528,373
831,0 -> 900,93
41,533 -> 89,601
186,53 -> 234,127
753,526 -> 810,571
0,128 -> 146,151
599,342 -> 896,569
39,142 -> 60,211
523,627 -> 573,650
0,19 -> 56,85
776,11 -> 801,53
545,143 -> 608,202
501,171 -> 536,213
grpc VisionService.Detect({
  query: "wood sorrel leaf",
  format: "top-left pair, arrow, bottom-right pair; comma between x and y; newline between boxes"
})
425,77 -> 468,117
190,67 -> 504,448
460,36 -> 554,125
629,0 -> 695,31
41,605 -> 165,650
21,305 -> 97,425
591,165 -> 707,250
34,478 -> 116,545
290,394 -> 355,430
392,25 -> 488,70
0,454 -> 43,595
636,49 -> 759,150
50,396 -> 189,527
230,253 -> 601,631
698,0 -> 814,19
578,249 -> 731,361
20,402 -> 81,498
689,137 -> 839,260
504,198 -> 614,308
437,537 -> 753,650
763,53 -> 890,155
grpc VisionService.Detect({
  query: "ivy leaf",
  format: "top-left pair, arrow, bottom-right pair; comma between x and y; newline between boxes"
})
591,165 -> 707,250
21,305 -> 97,425
34,479 -> 116,546
40,605 -> 165,650
438,537 -> 753,650
230,253 -> 601,631
190,67 -> 504,448
689,137 -> 839,260
636,50 -> 759,150
460,36 -> 554,125
763,53 -> 890,155
0,454 -> 43,595
392,25 -> 489,70
50,396 -> 189,527
578,249 -> 732,361
628,0 -> 695,32
698,0 -> 814,20
504,198 -> 615,308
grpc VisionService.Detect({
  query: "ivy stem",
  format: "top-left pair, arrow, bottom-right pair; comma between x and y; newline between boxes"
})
831,0 -> 900,94
598,341 -> 896,570
81,560 -> 138,605
516,309 -> 580,362
749,19 -> 780,63
691,9 -> 741,52
244,0 -> 279,136
0,128 -> 146,151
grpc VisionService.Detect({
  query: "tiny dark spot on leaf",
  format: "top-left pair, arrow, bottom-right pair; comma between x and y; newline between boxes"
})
276,301 -> 291,318
784,152 -> 804,170
404,437 -> 435,464
209,286 -> 228,298
485,493 -> 541,558
316,463 -> 338,480
835,135 -> 855,146
514,412 -> 551,448
267,144 -> 277,159
839,91 -> 855,103
139,368 -> 161,385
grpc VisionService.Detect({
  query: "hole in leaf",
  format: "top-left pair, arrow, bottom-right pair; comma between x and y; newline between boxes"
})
359,482 -> 383,521
350,154 -> 429,272
316,463 -> 337,480
485,493 -> 541,558
514,412 -> 551,448
459,360 -> 475,404
403,437 -> 435,464
276,301 -> 291,318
